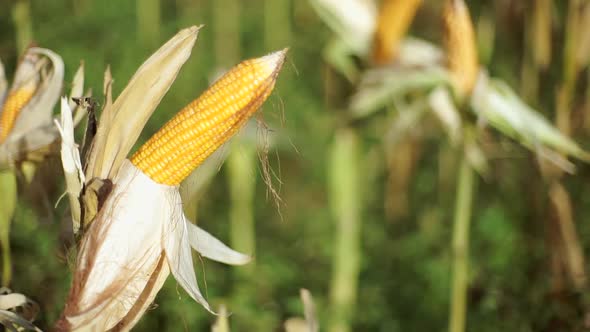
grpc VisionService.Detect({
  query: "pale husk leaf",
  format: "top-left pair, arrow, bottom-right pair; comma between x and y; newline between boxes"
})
65,161 -> 168,330
164,208 -> 213,313
55,98 -> 84,233
187,221 -> 251,265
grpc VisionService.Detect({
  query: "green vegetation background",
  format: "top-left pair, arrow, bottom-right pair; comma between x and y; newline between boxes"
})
1,0 -> 590,331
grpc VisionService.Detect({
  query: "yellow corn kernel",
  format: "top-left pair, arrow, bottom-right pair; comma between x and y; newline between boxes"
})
130,49 -> 287,186
444,0 -> 479,99
0,85 -> 36,143
372,0 -> 422,65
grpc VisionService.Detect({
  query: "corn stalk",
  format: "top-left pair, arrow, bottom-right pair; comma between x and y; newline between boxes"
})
0,170 -> 17,286
449,144 -> 476,332
12,0 -> 33,56
328,128 -> 361,332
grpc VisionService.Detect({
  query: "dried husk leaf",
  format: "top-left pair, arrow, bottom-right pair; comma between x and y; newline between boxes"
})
69,62 -> 89,126
55,98 -> 85,233
0,48 -> 64,168
85,26 -> 200,181
0,289 -> 40,331
9,48 -> 64,141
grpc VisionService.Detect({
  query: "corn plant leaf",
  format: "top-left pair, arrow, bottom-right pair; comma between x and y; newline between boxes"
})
323,38 -> 361,82
471,71 -> 590,164
308,0 -> 376,56
85,26 -> 200,181
396,38 -> 444,67
384,98 -> 429,147
350,65 -> 449,118
187,221 -> 251,265
428,86 -> 462,145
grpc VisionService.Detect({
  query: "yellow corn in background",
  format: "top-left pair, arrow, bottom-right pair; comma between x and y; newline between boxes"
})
372,0 -> 422,65
131,49 -> 287,186
0,85 -> 36,144
444,0 -> 479,98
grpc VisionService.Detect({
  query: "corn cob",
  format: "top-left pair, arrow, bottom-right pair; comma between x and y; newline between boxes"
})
372,0 -> 422,64
130,50 -> 287,186
0,83 -> 36,143
444,0 -> 479,98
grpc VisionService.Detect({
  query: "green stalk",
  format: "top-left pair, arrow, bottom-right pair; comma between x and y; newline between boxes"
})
328,128 -> 361,332
0,170 -> 17,286
228,142 -> 257,276
449,153 -> 475,332
136,0 -> 161,49
11,0 -> 33,56
264,0 -> 292,49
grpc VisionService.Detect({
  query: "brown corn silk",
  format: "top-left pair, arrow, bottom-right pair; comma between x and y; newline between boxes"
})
444,0 -> 479,98
372,0 -> 422,64
130,50 -> 286,186
0,83 -> 37,143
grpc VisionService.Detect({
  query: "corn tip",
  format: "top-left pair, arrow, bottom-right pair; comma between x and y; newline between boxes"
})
259,49 -> 288,75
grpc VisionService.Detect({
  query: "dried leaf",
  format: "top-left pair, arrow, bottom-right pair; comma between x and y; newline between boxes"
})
350,65 -> 448,118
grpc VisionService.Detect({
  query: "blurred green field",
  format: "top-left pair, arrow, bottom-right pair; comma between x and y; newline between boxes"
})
2,0 -> 590,331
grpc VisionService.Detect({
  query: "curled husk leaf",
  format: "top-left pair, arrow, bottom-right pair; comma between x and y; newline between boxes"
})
0,48 -> 64,168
